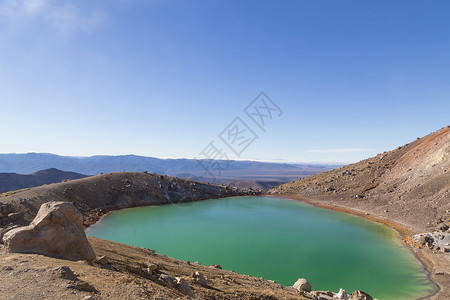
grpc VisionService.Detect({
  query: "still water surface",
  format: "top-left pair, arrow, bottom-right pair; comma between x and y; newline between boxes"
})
87,196 -> 435,299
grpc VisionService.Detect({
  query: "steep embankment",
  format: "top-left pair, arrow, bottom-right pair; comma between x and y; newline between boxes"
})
269,126 -> 450,300
269,126 -> 450,232
0,168 -> 87,194
0,172 -> 252,227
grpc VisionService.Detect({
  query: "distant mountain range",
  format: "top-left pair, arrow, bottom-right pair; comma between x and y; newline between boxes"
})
0,153 -> 340,185
0,168 -> 87,194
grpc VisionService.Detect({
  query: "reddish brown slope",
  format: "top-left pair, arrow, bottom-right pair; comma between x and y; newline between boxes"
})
269,126 -> 450,232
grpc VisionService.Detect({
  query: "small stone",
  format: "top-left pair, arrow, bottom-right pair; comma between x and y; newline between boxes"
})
317,295 -> 334,300
292,278 -> 311,292
50,266 -> 78,281
175,277 -> 194,297
209,264 -> 222,269
147,262 -> 158,274
66,281 -> 96,292
100,263 -> 114,270
160,273 -> 177,286
94,255 -> 109,265
349,290 -> 373,300
439,224 -> 449,231
192,271 -> 208,286
336,288 -> 349,300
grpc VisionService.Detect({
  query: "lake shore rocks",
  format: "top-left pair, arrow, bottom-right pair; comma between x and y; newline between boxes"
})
409,232 -> 450,252
293,278 -> 311,292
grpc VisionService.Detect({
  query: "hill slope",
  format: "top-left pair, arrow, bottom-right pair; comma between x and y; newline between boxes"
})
0,172 -> 252,227
269,126 -> 450,232
0,168 -> 87,194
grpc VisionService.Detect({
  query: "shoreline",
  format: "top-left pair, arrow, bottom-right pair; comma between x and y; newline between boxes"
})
269,193 -> 441,300
84,193 -> 441,299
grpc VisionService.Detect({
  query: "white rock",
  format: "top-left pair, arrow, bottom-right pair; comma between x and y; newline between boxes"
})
293,278 -> 311,292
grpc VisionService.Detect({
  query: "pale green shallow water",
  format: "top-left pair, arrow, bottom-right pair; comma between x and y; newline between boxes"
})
86,196 -> 435,299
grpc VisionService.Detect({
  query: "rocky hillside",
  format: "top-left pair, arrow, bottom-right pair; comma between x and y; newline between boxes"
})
269,126 -> 450,232
227,180 -> 284,192
0,168 -> 87,194
0,172 -> 254,228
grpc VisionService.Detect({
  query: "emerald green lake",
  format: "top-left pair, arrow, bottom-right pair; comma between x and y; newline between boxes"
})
86,196 -> 435,299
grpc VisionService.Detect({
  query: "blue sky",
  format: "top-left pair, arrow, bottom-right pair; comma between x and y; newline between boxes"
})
0,0 -> 449,164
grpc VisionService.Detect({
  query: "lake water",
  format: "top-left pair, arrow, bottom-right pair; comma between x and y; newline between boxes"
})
86,196 -> 435,299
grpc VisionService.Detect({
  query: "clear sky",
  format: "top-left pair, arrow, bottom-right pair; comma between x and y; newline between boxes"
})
1,0 -> 449,164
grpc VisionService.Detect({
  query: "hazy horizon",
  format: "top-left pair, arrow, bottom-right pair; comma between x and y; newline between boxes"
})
1,1 -> 449,163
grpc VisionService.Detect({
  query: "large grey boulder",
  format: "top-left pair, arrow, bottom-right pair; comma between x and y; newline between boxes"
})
2,201 -> 95,261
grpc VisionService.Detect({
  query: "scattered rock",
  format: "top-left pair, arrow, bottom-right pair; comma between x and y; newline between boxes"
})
66,280 -> 97,292
50,266 -> 78,281
439,224 -> 449,231
349,290 -> 373,300
94,255 -> 109,265
147,262 -> 158,274
209,264 -> 222,269
418,235 -> 431,245
192,271 -> 208,286
100,263 -> 114,270
311,291 -> 334,299
175,277 -> 194,297
160,273 -> 177,287
412,232 -> 450,251
142,247 -> 156,254
3,201 -> 96,261
292,278 -> 311,292
336,288 -> 349,300
317,294 -> 333,300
